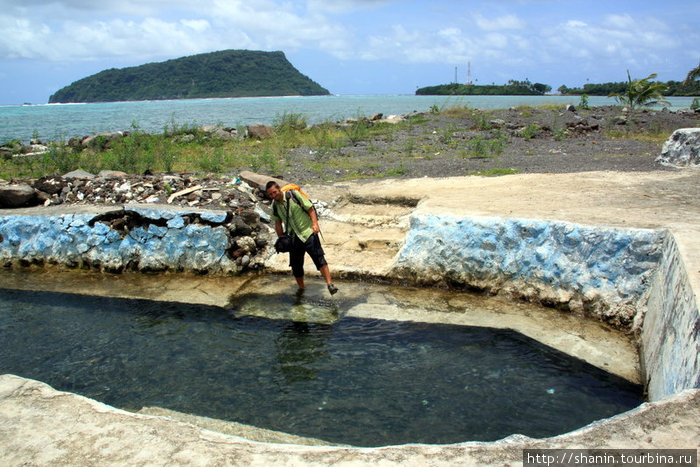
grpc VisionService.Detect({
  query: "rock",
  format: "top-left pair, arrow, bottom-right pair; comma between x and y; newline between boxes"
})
82,131 -> 125,149
656,128 -> 700,167
0,184 -> 39,208
566,104 -> 576,112
32,176 -> 66,195
63,169 -> 96,179
378,115 -> 405,124
98,170 -> 129,179
236,236 -> 257,254
246,124 -> 274,140
202,126 -> 238,141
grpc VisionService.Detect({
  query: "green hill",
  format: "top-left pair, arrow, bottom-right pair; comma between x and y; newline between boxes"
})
48,50 -> 330,103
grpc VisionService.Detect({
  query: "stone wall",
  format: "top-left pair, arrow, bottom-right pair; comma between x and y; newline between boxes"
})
391,213 -> 700,400
0,204 -> 273,274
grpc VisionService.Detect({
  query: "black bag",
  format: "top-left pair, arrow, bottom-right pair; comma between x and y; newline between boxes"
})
274,234 -> 293,253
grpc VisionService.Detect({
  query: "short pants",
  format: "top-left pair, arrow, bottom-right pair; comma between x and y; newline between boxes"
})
289,233 -> 327,278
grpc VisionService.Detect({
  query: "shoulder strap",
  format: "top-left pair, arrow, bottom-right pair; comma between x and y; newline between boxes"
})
272,196 -> 292,234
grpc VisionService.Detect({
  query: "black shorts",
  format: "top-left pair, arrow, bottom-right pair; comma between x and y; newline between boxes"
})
290,233 -> 327,277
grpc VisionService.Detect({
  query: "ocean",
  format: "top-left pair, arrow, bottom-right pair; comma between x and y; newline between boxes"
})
1,94 -> 696,144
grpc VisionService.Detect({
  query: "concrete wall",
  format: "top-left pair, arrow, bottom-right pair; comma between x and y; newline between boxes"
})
642,233 -> 700,400
0,206 -> 248,273
392,214 -> 700,400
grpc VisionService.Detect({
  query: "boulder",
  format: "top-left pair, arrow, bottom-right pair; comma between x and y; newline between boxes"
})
202,126 -> 238,141
0,184 -> 39,208
63,169 -> 96,179
32,176 -> 66,195
82,131 -> 125,149
656,128 -> 700,167
246,124 -> 274,140
98,170 -> 129,179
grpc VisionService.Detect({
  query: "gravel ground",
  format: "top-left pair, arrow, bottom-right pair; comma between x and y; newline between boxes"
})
279,105 -> 699,184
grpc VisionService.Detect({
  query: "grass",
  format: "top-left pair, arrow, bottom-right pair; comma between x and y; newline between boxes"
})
468,168 -> 520,176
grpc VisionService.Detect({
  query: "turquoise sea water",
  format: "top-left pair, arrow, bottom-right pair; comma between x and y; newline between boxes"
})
1,94 -> 695,144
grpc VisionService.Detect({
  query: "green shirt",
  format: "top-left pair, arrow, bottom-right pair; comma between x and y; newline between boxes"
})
270,191 -> 314,242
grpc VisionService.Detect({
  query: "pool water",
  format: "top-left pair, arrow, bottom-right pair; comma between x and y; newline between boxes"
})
0,286 -> 643,447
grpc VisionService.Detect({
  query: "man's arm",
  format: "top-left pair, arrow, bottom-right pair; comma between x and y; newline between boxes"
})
308,207 -> 320,234
274,220 -> 284,237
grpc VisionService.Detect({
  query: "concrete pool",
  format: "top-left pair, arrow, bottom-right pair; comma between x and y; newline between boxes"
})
0,170 -> 698,465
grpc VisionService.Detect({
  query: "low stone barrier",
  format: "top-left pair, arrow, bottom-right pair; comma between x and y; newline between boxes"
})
0,204 -> 273,274
392,213 -> 699,401
392,215 -> 665,328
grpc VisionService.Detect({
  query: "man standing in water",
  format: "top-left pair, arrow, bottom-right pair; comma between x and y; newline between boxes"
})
266,181 -> 338,296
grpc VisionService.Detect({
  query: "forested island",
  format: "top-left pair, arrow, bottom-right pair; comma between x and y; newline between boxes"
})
416,80 -> 550,96
416,77 -> 700,97
48,50 -> 330,103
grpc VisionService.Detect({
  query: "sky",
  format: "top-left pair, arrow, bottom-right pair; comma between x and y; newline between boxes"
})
0,0 -> 698,105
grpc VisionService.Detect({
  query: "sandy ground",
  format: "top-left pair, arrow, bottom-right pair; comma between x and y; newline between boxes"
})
270,169 -> 700,301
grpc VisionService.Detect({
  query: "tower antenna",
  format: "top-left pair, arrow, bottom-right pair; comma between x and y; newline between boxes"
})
467,61 -> 472,85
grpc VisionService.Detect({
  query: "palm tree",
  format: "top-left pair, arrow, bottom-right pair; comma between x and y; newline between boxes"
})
685,62 -> 700,85
609,70 -> 669,111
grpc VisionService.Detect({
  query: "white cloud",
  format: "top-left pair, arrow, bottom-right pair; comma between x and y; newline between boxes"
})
180,19 -> 211,33
475,14 -> 524,31
306,0 -> 395,14
0,0 -> 696,87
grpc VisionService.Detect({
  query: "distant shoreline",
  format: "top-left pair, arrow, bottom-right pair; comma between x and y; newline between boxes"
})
2,95 -> 697,144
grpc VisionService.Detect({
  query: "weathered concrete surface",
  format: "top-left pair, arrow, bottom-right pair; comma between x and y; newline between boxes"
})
2,169 -> 700,464
1,375 -> 698,466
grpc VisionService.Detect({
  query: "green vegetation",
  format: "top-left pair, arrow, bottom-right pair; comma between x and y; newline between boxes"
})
559,74 -> 700,97
416,79 -> 551,96
468,168 -> 520,176
4,102 -> 687,183
608,71 -> 670,111
685,63 -> 700,85
49,50 -> 329,103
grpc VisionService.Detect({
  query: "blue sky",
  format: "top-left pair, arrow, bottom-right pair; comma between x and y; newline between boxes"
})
0,0 -> 698,104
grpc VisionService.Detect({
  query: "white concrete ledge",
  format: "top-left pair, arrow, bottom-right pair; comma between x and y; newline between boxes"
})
1,375 -> 698,466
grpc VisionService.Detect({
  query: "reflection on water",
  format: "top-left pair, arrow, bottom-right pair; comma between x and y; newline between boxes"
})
0,285 -> 643,447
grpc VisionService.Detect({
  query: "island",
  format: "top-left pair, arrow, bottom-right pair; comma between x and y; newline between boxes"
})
48,50 -> 330,103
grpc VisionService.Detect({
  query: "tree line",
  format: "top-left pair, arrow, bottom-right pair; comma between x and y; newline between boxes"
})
559,80 -> 699,96
417,68 -> 700,97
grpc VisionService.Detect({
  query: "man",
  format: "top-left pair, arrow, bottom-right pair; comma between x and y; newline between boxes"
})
266,181 -> 338,295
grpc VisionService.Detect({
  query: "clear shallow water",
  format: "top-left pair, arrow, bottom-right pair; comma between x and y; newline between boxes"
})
0,286 -> 642,446
1,94 -> 695,144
